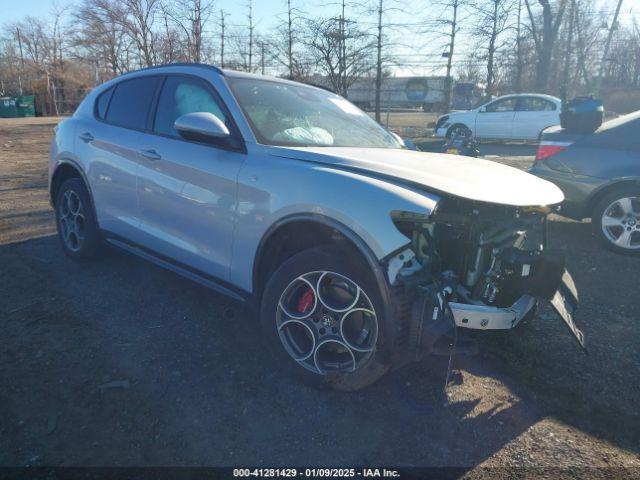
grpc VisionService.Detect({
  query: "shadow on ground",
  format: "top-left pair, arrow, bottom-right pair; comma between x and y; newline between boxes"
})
1,220 -> 639,467
479,219 -> 640,454
1,234 -> 540,467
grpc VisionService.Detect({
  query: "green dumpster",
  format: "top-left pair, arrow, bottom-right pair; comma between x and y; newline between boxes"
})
0,95 -> 36,118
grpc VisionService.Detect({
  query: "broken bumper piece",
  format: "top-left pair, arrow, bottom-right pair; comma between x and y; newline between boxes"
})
449,294 -> 537,330
449,268 -> 586,352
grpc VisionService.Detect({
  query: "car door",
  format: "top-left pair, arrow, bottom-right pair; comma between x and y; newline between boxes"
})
513,96 -> 559,140
474,97 -> 517,139
77,75 -> 161,239
135,74 -> 246,281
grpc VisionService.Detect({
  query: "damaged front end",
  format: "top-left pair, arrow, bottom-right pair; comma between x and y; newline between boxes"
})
388,197 -> 586,363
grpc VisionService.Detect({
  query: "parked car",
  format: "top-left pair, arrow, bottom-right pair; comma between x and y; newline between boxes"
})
49,64 -> 584,391
434,94 -> 561,141
529,110 -> 640,254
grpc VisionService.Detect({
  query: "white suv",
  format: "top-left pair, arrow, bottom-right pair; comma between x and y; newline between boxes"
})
49,64 -> 584,390
435,94 -> 561,141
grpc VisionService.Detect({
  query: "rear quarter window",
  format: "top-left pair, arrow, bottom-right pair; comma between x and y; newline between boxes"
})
105,76 -> 161,130
95,87 -> 114,120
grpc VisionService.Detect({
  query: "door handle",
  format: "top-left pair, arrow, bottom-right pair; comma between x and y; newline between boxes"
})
139,149 -> 161,161
79,132 -> 94,143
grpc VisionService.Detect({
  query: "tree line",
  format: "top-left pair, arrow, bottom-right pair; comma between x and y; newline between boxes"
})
0,0 -> 638,117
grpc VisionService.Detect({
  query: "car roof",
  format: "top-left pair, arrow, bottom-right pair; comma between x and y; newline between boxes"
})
494,93 -> 560,102
116,62 -> 317,89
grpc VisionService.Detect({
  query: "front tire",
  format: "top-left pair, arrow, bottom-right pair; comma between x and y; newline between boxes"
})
592,186 -> 640,254
259,245 -> 391,391
54,178 -> 102,260
446,123 -> 472,139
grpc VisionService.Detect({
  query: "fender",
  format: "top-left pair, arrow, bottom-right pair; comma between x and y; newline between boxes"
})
49,158 -> 100,225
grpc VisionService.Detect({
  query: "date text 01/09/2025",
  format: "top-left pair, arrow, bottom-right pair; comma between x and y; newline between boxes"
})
232,468 -> 401,478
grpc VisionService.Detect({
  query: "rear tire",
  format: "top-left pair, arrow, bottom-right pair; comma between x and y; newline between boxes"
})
259,245 -> 391,391
54,177 -> 102,260
592,186 -> 640,255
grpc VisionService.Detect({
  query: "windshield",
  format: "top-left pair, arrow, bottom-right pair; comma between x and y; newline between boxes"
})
227,77 -> 401,148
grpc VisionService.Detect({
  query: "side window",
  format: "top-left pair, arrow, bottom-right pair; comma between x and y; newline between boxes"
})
95,87 -> 114,119
154,76 -> 228,138
485,98 -> 517,112
519,97 -> 556,112
105,76 -> 160,130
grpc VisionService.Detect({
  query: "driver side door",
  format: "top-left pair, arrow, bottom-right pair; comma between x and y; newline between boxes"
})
475,97 -> 517,139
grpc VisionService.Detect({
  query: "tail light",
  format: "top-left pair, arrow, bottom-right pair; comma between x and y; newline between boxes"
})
535,141 -> 571,161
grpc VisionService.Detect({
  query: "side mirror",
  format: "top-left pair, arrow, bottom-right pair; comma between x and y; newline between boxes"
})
174,112 -> 230,143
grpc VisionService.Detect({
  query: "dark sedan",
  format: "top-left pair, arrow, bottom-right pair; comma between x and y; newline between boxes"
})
529,111 -> 640,254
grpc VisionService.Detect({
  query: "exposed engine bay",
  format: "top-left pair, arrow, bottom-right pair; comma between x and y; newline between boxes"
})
389,196 -> 585,360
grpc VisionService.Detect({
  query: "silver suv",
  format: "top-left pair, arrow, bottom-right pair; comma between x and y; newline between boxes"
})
49,64 -> 585,390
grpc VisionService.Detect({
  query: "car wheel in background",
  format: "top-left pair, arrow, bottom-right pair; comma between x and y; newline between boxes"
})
259,245 -> 391,391
54,178 -> 102,260
593,186 -> 640,255
446,124 -> 472,139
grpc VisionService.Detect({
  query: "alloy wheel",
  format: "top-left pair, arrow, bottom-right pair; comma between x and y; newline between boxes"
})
601,196 -> 640,250
58,190 -> 86,252
276,271 -> 378,375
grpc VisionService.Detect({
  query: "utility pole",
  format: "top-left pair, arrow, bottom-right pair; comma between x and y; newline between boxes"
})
287,0 -> 293,79
16,27 -> 25,96
444,0 -> 458,112
260,42 -> 266,74
248,0 -> 254,72
220,10 -> 226,68
561,0 -> 575,101
375,0 -> 383,123
340,0 -> 347,96
515,0 -> 523,93
596,0 -> 624,95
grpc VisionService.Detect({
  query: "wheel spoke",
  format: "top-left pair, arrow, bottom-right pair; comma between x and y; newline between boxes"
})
316,272 -> 360,313
74,213 -> 85,240
617,197 -> 634,216
278,275 -> 318,319
615,229 -> 633,247
313,339 -> 356,374
602,215 -> 623,228
339,308 -> 377,352
278,319 -> 316,361
276,270 -> 379,375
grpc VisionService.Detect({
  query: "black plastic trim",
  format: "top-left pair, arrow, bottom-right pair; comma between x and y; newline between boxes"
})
103,232 -> 250,303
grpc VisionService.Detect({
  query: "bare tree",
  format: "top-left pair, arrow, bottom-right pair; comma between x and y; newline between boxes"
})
524,0 -> 567,91
472,0 -> 516,98
115,0 -> 161,67
71,0 -> 129,76
431,0 -> 466,111
304,17 -> 375,95
163,0 -> 214,62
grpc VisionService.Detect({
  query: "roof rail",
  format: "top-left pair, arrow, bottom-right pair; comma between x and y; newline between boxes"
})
120,62 -> 224,77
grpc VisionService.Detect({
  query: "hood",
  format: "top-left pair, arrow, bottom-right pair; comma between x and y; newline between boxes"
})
271,147 -> 564,207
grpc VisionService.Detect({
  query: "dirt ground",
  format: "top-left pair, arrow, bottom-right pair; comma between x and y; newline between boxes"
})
1,117 -> 639,474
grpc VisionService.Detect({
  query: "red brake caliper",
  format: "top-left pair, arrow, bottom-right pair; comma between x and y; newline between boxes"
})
297,288 -> 315,314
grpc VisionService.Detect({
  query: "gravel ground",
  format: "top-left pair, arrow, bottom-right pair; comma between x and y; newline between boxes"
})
1,117 -> 639,474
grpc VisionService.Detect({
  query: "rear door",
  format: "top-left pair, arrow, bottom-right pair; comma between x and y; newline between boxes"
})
134,74 -> 246,281
475,97 -> 517,139
78,75 -> 161,238
513,96 -> 559,140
